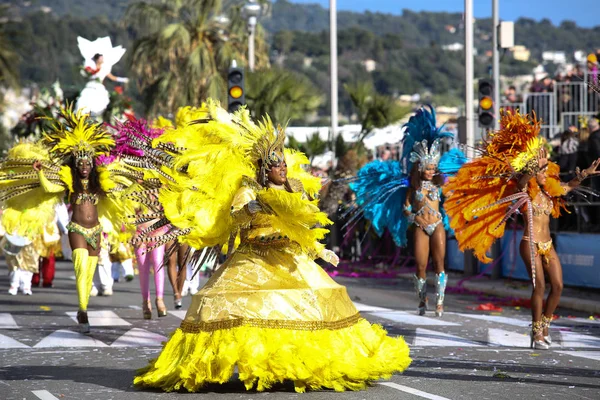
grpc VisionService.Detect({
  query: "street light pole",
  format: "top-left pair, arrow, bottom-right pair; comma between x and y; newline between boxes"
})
248,22 -> 256,71
492,0 -> 500,130
242,0 -> 261,72
465,0 -> 474,159
463,0 -> 478,276
330,0 -> 338,170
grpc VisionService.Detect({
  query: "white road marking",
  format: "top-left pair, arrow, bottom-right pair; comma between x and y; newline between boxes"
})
34,329 -> 108,348
371,311 -> 460,326
66,310 -> 131,326
556,351 -> 600,361
352,302 -> 394,312
111,328 -> 167,347
413,328 -> 482,347
0,333 -> 29,348
487,328 -> 531,348
559,331 -> 600,348
32,390 -> 60,400
0,313 -> 19,329
453,313 -> 530,328
169,310 -> 187,320
555,317 -> 600,326
378,382 -> 452,400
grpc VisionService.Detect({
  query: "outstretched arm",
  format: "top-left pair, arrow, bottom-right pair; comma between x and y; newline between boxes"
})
33,161 -> 65,193
106,73 -> 128,83
562,158 -> 600,194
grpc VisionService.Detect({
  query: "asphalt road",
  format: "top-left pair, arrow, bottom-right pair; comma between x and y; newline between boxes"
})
1,260 -> 599,400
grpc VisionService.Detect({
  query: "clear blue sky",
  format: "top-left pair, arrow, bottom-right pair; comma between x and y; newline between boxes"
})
289,0 -> 599,28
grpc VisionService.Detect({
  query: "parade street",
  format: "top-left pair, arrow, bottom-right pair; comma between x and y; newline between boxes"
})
1,260 -> 599,400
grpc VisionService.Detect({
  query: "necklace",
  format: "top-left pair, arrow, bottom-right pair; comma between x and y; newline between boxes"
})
81,179 -> 89,191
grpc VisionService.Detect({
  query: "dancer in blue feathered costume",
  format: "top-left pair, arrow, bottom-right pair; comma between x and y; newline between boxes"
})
350,105 -> 466,317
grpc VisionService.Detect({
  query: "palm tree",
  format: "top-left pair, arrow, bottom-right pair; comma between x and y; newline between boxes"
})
0,6 -> 19,91
124,0 -> 269,116
345,81 -> 410,142
246,68 -> 323,125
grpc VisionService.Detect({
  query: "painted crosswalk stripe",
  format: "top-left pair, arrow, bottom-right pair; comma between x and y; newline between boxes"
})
170,310 -> 187,320
0,313 -> 19,329
0,333 -> 29,348
32,390 -> 60,400
371,311 -> 460,326
66,310 -> 131,326
34,329 -> 108,348
487,328 -> 531,348
378,382 -> 452,400
555,317 -> 600,326
352,302 -> 394,312
556,350 -> 600,361
453,313 -> 530,328
559,331 -> 600,348
413,328 -> 482,347
112,328 -> 167,347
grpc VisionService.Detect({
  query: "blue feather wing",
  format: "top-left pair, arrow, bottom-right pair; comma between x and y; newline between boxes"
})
439,148 -> 467,175
438,148 -> 467,234
349,160 -> 410,247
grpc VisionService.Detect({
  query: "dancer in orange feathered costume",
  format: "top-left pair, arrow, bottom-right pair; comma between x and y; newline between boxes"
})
444,110 -> 600,350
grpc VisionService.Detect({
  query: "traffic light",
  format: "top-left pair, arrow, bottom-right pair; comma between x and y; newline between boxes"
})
227,66 -> 245,113
478,79 -> 495,128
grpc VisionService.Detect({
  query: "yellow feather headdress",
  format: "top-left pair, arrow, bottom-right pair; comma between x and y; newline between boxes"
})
41,105 -> 114,164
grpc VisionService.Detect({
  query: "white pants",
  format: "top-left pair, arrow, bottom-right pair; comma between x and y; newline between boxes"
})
9,269 -> 33,292
93,247 -> 113,291
111,259 -> 134,281
182,257 -> 200,295
61,234 -> 72,261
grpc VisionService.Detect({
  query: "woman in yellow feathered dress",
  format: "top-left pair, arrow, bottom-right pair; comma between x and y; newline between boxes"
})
444,110 -> 600,350
129,101 -> 411,393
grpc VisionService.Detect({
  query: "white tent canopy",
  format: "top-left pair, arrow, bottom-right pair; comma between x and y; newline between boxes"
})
286,123 -> 405,152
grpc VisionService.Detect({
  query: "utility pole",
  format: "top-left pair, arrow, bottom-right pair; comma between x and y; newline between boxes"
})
492,0 -> 500,130
464,0 -> 477,276
465,0 -> 475,159
242,0 -> 261,72
330,0 -> 338,170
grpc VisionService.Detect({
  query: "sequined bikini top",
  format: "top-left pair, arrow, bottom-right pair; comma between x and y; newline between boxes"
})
415,180 -> 441,202
75,192 -> 99,205
532,192 -> 552,217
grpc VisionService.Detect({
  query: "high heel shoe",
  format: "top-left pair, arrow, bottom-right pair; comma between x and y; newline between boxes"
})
530,320 -> 549,350
77,310 -> 90,333
174,293 -> 182,309
542,315 -> 552,346
435,304 -> 444,318
413,275 -> 428,316
142,300 -> 152,320
418,299 -> 428,316
435,272 -> 447,318
155,298 -> 167,317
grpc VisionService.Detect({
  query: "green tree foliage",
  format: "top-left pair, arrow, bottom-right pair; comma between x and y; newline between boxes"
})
0,7 -> 19,91
5,0 -> 600,122
3,11 -> 130,91
246,68 -> 323,124
344,81 -> 410,141
124,0 -> 269,116
285,132 -> 327,164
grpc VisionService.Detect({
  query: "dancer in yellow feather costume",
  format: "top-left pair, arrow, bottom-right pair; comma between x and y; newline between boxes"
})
130,101 -> 411,392
443,110 -> 600,350
0,106 -> 135,332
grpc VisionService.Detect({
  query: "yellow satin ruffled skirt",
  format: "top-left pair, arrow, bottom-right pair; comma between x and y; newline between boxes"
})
134,245 -> 411,392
